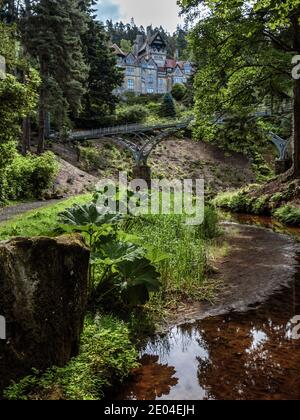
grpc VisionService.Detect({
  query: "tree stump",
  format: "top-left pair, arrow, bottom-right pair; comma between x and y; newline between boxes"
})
0,234 -> 90,393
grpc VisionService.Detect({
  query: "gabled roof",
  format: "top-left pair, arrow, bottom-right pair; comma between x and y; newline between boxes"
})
111,43 -> 126,57
148,32 -> 166,46
125,52 -> 138,65
165,59 -> 177,69
138,32 -> 167,55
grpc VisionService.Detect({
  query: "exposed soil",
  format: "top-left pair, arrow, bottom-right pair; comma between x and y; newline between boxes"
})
52,158 -> 98,197
50,137 -> 255,196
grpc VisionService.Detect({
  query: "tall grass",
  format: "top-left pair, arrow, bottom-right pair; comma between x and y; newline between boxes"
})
126,206 -> 220,305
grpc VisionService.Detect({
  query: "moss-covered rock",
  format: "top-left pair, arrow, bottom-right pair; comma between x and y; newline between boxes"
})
0,234 -> 90,394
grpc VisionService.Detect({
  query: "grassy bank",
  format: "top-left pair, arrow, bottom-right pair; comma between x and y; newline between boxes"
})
213,180 -> 300,227
0,194 -> 92,240
1,195 -> 221,400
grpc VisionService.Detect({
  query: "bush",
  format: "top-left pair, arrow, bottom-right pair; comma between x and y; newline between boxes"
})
4,315 -> 139,400
171,83 -> 187,101
121,92 -> 163,106
0,147 -> 59,202
115,104 -> 149,125
274,205 -> 300,226
159,93 -> 177,119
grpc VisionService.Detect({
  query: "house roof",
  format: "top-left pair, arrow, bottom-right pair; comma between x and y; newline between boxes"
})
111,43 -> 126,57
138,32 -> 167,55
164,59 -> 186,70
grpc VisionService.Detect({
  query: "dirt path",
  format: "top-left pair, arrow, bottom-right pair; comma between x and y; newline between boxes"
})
165,222 -> 300,328
0,199 -> 66,224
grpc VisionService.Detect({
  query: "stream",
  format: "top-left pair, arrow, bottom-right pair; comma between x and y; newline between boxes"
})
114,216 -> 300,400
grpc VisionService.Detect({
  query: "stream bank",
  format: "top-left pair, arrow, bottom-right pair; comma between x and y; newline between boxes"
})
113,218 -> 300,400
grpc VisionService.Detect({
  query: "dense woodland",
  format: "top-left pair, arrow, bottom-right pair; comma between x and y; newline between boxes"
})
105,18 -> 189,59
1,0 -> 300,402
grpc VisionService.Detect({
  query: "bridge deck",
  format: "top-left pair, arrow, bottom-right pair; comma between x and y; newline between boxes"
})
69,120 -> 192,141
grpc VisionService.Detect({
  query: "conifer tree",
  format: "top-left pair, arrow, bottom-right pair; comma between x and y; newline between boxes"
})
160,93 -> 177,119
80,17 -> 123,120
22,0 -> 88,152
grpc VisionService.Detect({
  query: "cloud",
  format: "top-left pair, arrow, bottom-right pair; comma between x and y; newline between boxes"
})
96,0 -> 121,21
96,0 -> 183,32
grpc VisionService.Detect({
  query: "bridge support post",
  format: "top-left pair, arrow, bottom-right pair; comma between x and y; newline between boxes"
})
132,165 -> 152,187
275,159 -> 292,175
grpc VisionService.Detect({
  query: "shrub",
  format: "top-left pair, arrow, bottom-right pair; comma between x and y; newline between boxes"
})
115,104 -> 149,125
4,152 -> 59,200
4,315 -> 139,400
171,83 -> 187,101
274,205 -> 300,226
159,93 -> 177,119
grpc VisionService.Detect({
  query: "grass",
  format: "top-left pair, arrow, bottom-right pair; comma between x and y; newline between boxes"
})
125,206 -> 221,309
1,195 -> 222,400
0,194 -> 92,240
4,314 -> 139,401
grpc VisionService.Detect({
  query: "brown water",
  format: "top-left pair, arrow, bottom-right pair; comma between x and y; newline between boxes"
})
115,218 -> 300,400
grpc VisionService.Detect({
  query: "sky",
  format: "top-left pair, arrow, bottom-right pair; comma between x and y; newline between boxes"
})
96,0 -> 184,33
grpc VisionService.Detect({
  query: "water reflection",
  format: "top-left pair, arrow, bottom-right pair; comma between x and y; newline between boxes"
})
116,254 -> 300,400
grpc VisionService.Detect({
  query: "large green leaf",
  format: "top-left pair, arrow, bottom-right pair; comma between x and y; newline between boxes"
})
92,241 -> 145,266
59,203 -> 123,228
117,258 -> 161,293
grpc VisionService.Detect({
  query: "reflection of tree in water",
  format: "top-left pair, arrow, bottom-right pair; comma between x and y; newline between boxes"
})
117,355 -> 179,400
195,283 -> 300,400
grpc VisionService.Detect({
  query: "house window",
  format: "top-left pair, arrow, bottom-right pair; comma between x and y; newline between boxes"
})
184,64 -> 192,74
148,75 -> 154,84
158,78 -> 164,93
127,79 -> 135,91
174,77 -> 183,84
126,67 -> 134,76
147,87 -> 154,94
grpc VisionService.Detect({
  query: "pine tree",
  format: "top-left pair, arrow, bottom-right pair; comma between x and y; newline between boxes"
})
80,17 -> 123,120
160,93 -> 177,119
22,0 -> 88,152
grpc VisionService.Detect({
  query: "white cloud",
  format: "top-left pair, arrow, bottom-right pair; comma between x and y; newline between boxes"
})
96,0 -> 184,32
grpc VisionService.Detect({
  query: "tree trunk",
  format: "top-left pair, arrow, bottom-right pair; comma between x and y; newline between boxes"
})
37,99 -> 46,154
293,79 -> 300,177
21,117 -> 31,155
37,58 -> 47,154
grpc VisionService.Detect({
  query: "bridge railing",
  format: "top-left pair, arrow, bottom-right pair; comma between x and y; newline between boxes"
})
69,119 -> 193,141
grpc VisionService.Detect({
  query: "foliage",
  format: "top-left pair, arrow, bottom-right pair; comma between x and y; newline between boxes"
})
0,146 -> 59,202
115,104 -> 149,124
274,205 -> 300,226
0,194 -> 92,240
179,0 -> 295,169
80,18 -> 123,119
171,83 -> 187,101
4,315 -> 139,401
159,93 -> 177,119
59,202 -> 122,247
23,0 -> 89,126
59,197 -> 162,307
125,207 -> 220,303
121,92 -> 164,106
120,39 -> 132,54
0,22 -> 40,144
